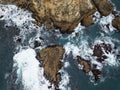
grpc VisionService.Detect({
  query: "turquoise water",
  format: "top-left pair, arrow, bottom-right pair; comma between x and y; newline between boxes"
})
0,0 -> 120,90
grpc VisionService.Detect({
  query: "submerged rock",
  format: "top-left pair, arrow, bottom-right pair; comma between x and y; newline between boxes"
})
37,46 -> 65,89
112,16 -> 120,30
0,0 -> 96,33
92,0 -> 114,16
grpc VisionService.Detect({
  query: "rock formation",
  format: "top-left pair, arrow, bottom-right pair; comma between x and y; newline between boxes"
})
77,56 -> 91,73
0,0 -> 117,33
112,16 -> 120,30
0,0 -> 96,33
37,46 -> 65,89
92,0 -> 114,16
77,56 -> 101,81
93,43 -> 112,62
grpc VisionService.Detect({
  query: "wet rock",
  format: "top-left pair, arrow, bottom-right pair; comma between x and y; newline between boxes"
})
92,69 -> 101,81
77,56 -> 91,73
0,15 -> 4,18
93,43 -> 112,62
92,0 -> 114,16
112,16 -> 120,30
81,15 -> 94,27
77,56 -> 101,81
0,0 -> 96,33
37,46 -> 65,88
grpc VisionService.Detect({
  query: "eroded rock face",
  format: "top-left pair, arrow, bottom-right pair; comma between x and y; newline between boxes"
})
0,0 -> 96,33
37,46 -> 65,89
112,16 -> 120,30
92,0 -> 114,16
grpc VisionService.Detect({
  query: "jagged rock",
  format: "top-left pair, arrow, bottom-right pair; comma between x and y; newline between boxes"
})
37,46 -> 65,88
0,0 -> 96,33
81,15 -> 94,27
77,56 -> 101,81
92,0 -> 114,16
77,56 -> 91,73
93,43 -> 112,62
112,16 -> 120,30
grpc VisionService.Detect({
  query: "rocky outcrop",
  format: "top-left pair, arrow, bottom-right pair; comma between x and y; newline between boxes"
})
0,0 -> 96,33
112,16 -> 120,30
92,0 -> 114,16
77,56 -> 101,81
37,46 -> 65,89
77,56 -> 91,73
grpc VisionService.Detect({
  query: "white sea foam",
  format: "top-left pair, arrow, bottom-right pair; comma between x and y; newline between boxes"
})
13,48 -> 54,90
64,42 -> 80,57
104,51 -> 118,66
0,4 -> 39,47
93,36 -> 115,48
68,23 -> 85,39
0,4 -> 34,27
64,40 -> 93,60
64,62 -> 70,68
99,14 -> 116,33
91,59 -> 103,70
93,36 -> 120,66
93,10 -> 117,33
93,11 -> 101,22
59,69 -> 70,90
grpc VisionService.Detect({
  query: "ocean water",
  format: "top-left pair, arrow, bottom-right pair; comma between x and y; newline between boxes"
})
0,0 -> 120,90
